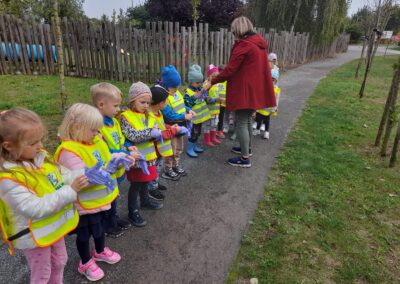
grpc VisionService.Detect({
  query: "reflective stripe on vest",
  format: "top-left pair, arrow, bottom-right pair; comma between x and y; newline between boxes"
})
119,110 -> 157,161
54,136 -> 119,210
219,82 -> 227,107
186,88 -> 211,124
208,85 -> 220,115
149,111 -> 173,157
0,160 -> 79,252
256,87 -> 281,117
167,90 -> 186,115
99,118 -> 125,179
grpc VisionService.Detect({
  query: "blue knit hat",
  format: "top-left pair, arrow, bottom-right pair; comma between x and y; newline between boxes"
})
161,65 -> 181,88
188,64 -> 203,83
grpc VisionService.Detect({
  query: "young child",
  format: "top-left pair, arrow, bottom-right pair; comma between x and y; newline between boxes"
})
254,69 -> 281,139
184,64 -> 211,157
119,82 -> 163,228
91,82 -> 136,238
0,108 -> 88,283
160,65 -> 195,178
205,64 -> 222,145
55,103 -> 128,281
149,85 -> 188,179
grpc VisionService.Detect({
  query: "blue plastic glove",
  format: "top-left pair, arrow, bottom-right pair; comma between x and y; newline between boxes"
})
150,128 -> 162,140
138,154 -> 150,175
187,121 -> 193,138
84,162 -> 115,191
179,126 -> 189,135
106,156 -> 133,173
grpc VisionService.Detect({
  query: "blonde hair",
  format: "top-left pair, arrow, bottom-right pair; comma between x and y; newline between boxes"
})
59,103 -> 103,142
91,82 -> 122,106
0,108 -> 45,168
231,16 -> 254,38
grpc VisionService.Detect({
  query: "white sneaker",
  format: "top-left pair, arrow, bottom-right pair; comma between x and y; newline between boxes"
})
253,129 -> 260,136
260,123 -> 266,131
263,131 -> 270,139
252,121 -> 257,129
222,126 -> 229,133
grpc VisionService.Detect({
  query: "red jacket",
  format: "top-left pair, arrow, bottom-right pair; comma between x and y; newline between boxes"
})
211,33 -> 276,111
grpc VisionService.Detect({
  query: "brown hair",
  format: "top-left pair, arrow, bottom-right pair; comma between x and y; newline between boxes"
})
231,16 -> 254,38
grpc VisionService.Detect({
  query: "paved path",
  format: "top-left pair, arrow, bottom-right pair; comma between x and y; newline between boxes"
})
1,46 -> 399,284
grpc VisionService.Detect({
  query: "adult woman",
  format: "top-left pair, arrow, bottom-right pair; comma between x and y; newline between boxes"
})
211,16 -> 276,167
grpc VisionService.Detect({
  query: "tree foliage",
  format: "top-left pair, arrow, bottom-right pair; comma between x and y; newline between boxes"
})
0,0 -> 86,23
247,0 -> 349,43
126,4 -> 151,28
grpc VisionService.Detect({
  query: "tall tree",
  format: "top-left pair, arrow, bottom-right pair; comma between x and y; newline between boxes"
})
126,4 -> 152,28
53,0 -> 67,113
198,0 -> 244,29
146,0 -> 193,26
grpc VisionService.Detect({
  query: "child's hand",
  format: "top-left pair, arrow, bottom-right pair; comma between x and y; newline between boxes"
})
71,175 -> 89,192
189,110 -> 196,116
150,128 -> 162,140
194,91 -> 202,98
216,97 -> 222,103
171,124 -> 180,132
202,81 -> 211,91
129,148 -> 141,161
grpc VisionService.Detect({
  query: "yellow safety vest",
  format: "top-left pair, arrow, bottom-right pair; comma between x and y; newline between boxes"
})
148,110 -> 173,157
119,110 -> 157,162
167,90 -> 186,116
99,118 -> 125,180
219,81 -> 227,108
186,88 -> 211,124
257,86 -> 281,117
208,84 -> 220,115
54,135 -> 119,210
0,160 -> 79,255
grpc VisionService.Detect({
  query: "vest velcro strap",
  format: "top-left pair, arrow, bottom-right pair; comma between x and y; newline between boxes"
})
8,228 -> 30,241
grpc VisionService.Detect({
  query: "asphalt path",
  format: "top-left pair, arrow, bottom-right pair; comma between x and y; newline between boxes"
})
1,46 -> 399,284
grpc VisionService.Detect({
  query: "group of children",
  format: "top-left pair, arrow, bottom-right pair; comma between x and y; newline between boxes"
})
0,54 -> 281,283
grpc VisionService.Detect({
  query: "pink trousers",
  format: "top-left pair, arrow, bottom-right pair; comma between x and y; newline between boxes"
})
22,238 -> 68,284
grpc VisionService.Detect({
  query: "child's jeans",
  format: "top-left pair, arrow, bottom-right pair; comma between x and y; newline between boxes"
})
204,115 -> 219,133
188,123 -> 202,143
255,113 -> 271,131
128,181 -> 150,216
23,238 -> 68,284
164,135 -> 184,169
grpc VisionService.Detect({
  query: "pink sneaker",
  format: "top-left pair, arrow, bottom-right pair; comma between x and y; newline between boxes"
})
92,247 -> 121,264
78,258 -> 105,282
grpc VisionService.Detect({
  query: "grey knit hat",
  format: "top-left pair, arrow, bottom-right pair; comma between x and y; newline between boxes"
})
188,64 -> 204,83
128,81 -> 151,102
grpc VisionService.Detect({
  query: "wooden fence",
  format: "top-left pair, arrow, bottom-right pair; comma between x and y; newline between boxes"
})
0,14 -> 350,83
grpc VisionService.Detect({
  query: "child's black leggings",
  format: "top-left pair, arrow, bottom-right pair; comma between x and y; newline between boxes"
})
255,113 -> 270,131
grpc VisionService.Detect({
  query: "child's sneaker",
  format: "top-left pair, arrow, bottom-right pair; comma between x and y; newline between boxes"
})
106,227 -> 124,238
227,156 -> 252,168
149,189 -> 165,201
263,131 -> 270,139
231,146 -> 253,157
252,121 -> 257,129
92,247 -> 121,264
253,129 -> 260,136
117,218 -> 132,230
128,210 -> 147,227
260,123 -> 266,131
141,199 -> 163,210
157,183 -> 167,191
173,165 -> 187,176
78,258 -> 105,282
161,168 -> 180,181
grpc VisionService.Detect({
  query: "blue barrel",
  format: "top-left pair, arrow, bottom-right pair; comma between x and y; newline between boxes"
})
1,42 -> 57,62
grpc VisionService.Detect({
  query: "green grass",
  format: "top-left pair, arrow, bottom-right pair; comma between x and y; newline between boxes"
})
228,55 -> 400,283
0,75 -> 133,151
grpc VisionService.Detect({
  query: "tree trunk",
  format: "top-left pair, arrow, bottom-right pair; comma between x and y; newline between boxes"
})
355,38 -> 367,78
381,57 -> 400,156
53,0 -> 67,113
389,121 -> 400,166
358,31 -> 376,98
290,0 -> 302,33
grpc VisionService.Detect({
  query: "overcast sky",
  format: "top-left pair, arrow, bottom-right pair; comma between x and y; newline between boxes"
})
83,0 -> 366,19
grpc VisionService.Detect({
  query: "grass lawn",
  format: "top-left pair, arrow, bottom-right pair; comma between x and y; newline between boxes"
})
0,76 -> 133,151
228,55 -> 400,283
